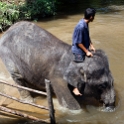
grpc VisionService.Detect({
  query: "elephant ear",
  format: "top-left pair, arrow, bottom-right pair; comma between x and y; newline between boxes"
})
77,79 -> 85,94
79,68 -> 87,82
76,68 -> 87,94
63,62 -> 80,88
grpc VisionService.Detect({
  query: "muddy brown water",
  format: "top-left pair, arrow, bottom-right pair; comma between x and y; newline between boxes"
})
0,3 -> 124,124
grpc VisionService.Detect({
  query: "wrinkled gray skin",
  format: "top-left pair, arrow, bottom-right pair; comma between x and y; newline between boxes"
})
0,21 -> 115,110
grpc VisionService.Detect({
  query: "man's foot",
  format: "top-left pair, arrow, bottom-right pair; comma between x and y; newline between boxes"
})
73,88 -> 82,96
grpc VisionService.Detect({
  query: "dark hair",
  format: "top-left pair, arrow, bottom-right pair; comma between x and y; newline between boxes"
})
84,8 -> 96,20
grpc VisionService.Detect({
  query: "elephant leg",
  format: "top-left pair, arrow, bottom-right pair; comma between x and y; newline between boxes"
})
4,58 -> 34,103
51,78 -> 81,110
11,73 -> 34,103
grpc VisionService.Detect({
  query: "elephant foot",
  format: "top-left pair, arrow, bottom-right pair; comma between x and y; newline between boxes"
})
20,95 -> 35,103
19,90 -> 35,103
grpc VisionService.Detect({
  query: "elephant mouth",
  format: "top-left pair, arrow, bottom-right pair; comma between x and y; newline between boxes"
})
102,104 -> 115,112
98,105 -> 115,112
99,99 -> 115,112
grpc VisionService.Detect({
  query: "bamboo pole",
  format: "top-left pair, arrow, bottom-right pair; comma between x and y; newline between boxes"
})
0,105 -> 40,121
45,79 -> 56,124
0,105 -> 49,123
0,79 -> 56,123
0,79 -> 47,96
0,92 -> 49,110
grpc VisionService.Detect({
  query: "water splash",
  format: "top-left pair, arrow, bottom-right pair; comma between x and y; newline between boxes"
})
98,98 -> 120,113
98,106 -> 115,112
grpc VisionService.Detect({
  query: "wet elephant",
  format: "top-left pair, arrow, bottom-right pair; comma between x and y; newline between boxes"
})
0,21 -> 115,110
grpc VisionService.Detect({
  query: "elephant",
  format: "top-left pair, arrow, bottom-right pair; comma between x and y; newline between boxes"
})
0,21 -> 115,110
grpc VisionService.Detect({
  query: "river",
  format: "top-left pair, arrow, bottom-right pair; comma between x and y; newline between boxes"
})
0,1 -> 124,124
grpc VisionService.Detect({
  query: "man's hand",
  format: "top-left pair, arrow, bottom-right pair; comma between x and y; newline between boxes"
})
78,43 -> 94,57
86,51 -> 93,57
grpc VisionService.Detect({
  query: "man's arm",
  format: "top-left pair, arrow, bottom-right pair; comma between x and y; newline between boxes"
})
78,43 -> 93,57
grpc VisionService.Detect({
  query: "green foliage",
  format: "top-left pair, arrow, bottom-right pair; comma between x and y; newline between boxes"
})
0,0 -> 57,31
27,0 -> 56,18
0,2 -> 19,31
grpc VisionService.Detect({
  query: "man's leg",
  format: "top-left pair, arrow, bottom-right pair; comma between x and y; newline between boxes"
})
73,54 -> 85,63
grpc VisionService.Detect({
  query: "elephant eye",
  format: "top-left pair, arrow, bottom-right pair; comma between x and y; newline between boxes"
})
98,82 -> 108,89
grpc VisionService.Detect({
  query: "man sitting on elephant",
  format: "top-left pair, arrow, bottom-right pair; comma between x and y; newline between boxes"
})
72,8 -> 96,96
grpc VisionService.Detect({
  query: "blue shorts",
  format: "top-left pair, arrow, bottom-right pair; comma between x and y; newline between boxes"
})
73,53 -> 85,63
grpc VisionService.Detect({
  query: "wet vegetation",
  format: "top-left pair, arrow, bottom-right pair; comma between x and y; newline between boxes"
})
0,0 -> 124,32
